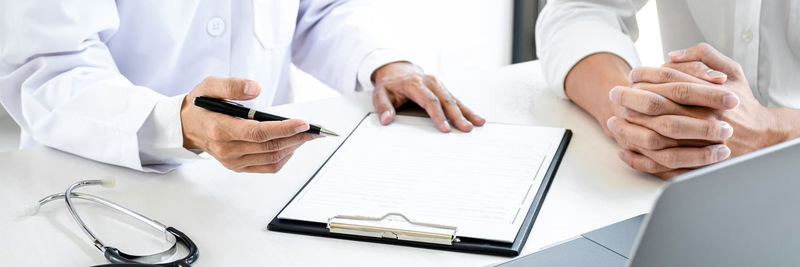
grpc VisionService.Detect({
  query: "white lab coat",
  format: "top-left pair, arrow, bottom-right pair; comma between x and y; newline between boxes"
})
0,0 -> 402,172
536,0 -> 800,109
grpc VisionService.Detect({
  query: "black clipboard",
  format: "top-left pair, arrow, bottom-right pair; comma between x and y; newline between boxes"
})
268,113 -> 572,256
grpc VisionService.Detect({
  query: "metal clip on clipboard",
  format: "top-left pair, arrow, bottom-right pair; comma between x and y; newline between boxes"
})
327,213 -> 459,245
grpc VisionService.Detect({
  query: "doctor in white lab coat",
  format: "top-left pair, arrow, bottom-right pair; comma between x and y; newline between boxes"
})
0,0 -> 486,173
537,0 -> 800,178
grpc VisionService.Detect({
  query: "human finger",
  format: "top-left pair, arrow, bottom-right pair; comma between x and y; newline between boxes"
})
216,119 -> 309,142
617,149 -> 672,173
233,144 -> 302,169
193,76 -> 261,100
632,82 -> 739,110
638,144 -> 731,169
609,86 -> 684,116
607,116 -> 679,150
211,133 -> 317,159
399,75 -> 451,132
240,151 -> 295,173
667,42 -> 744,80
372,86 -> 397,125
424,76 -> 473,132
660,61 -> 727,84
619,110 -> 734,141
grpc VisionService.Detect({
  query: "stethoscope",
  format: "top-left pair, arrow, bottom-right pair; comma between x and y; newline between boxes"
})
25,177 -> 199,267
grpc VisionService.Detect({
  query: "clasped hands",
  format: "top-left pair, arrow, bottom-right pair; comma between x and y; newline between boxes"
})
606,43 -> 788,178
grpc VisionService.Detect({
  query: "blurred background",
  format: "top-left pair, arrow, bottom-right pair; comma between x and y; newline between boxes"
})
0,0 -> 663,152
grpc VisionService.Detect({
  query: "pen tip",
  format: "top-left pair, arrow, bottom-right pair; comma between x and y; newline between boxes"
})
320,128 -> 340,137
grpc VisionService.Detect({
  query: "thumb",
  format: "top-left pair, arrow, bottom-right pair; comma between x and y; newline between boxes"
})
372,87 -> 396,125
194,77 -> 261,100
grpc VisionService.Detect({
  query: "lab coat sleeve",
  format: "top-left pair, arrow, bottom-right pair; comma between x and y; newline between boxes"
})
137,94 -> 203,173
535,0 -> 645,99
292,0 -> 405,93
0,0 -> 175,172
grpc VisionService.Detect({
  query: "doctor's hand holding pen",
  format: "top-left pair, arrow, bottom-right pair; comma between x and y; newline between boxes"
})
180,77 -> 320,173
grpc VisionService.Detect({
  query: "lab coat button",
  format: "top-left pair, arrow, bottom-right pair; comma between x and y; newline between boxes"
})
207,17 -> 226,37
741,29 -> 753,43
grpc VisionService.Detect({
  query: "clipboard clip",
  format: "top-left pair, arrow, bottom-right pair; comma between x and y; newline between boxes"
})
327,213 -> 459,245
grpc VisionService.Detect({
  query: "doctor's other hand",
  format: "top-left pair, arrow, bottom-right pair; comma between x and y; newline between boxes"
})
371,62 -> 485,132
608,43 -> 797,178
180,77 -> 319,173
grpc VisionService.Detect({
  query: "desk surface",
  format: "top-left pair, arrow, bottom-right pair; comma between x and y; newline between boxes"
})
0,61 -> 663,266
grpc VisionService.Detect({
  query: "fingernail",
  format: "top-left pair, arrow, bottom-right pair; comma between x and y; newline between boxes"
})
707,70 -> 727,80
294,123 -> 310,133
380,110 -> 393,124
617,150 -> 626,159
714,145 -> 731,161
243,82 -> 257,96
606,117 -> 618,134
722,94 -> 740,109
718,121 -> 734,139
668,49 -> 685,59
609,87 -> 621,103
443,121 -> 452,132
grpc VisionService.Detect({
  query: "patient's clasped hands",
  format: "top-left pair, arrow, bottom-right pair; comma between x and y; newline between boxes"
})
607,43 -> 793,178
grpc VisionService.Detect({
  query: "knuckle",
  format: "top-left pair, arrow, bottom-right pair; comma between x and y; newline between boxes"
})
425,74 -> 438,83
705,120 -> 717,139
733,62 -> 744,76
629,68 -> 642,81
247,125 -> 269,141
644,96 -> 665,114
426,96 -> 441,106
704,147 -> 717,163
690,61 -> 707,73
657,69 -> 674,82
407,75 -> 424,84
697,42 -> 712,53
643,131 -> 663,150
637,158 -> 658,173
443,95 -> 457,106
671,83 -> 691,102
659,152 -> 679,169
661,118 -> 679,136
262,140 -> 282,152
265,152 -> 281,164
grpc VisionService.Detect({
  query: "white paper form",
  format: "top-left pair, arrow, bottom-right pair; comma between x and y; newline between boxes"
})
278,113 -> 566,243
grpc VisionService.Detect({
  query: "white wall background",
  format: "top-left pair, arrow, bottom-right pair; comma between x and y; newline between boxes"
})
290,0 -> 515,103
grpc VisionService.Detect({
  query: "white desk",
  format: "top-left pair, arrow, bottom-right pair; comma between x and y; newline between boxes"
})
0,61 -> 663,266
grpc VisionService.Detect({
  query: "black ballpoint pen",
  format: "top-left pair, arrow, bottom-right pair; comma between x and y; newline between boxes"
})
193,96 -> 339,137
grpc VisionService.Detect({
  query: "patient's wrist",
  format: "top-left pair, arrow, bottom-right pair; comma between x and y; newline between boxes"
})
564,53 -> 632,135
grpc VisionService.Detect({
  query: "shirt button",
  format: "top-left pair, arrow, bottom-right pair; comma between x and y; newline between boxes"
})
207,17 -> 225,37
741,29 -> 753,43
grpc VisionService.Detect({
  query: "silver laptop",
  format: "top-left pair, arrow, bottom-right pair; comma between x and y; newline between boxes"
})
498,137 -> 800,266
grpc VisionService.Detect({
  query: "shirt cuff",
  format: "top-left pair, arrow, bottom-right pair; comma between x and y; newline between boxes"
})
138,93 -> 201,172
538,20 -> 641,99
356,49 -> 407,92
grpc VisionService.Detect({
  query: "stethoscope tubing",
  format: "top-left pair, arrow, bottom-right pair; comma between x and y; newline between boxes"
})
32,179 -> 198,266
